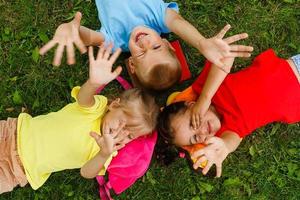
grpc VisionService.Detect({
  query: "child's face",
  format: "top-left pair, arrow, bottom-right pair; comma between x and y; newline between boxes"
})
170,103 -> 221,146
102,99 -> 147,144
128,26 -> 176,74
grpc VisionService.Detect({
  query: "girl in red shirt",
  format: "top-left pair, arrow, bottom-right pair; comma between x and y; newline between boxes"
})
157,49 -> 300,177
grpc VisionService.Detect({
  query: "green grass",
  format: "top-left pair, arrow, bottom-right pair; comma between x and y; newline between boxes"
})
0,0 -> 300,199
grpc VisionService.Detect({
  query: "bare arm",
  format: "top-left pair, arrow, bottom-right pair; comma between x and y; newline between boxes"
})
77,80 -> 100,107
80,150 -> 110,179
190,64 -> 228,127
79,26 -> 105,46
165,9 -> 205,51
201,64 -> 230,98
191,55 -> 235,128
220,131 -> 242,153
165,9 -> 253,68
190,27 -> 255,128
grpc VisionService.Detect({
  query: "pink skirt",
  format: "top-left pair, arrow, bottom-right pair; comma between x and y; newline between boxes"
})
0,118 -> 28,194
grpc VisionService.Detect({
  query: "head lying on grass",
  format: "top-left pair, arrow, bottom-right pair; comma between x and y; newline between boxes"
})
0,45 -> 159,194
157,49 -> 300,177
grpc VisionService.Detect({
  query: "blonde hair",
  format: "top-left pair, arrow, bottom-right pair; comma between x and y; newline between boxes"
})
119,88 -> 159,134
137,48 -> 181,91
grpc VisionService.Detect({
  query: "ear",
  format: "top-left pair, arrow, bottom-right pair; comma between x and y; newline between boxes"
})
128,57 -> 136,74
108,98 -> 121,110
184,101 -> 195,108
162,39 -> 175,52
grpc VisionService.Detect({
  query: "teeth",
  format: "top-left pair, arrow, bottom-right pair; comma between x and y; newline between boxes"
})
138,35 -> 144,40
136,33 -> 147,42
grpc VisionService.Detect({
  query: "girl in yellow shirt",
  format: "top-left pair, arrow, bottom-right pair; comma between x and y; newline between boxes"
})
0,45 -> 159,194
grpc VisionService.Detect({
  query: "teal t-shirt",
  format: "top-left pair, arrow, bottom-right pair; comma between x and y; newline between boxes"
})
96,0 -> 178,52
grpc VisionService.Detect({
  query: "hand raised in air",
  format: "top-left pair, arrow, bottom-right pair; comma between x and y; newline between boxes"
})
198,24 -> 254,70
39,12 -> 87,66
88,44 -> 122,87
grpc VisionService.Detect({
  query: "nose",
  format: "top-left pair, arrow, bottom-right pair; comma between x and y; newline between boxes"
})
138,36 -> 152,49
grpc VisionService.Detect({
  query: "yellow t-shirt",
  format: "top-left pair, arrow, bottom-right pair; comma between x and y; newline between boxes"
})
17,87 -> 114,190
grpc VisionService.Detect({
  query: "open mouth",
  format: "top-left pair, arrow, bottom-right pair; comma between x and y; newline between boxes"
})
135,32 -> 148,43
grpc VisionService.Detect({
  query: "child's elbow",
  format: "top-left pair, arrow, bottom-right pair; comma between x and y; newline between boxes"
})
80,168 -> 96,179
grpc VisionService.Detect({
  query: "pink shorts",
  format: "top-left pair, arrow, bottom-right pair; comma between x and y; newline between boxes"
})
0,118 -> 28,194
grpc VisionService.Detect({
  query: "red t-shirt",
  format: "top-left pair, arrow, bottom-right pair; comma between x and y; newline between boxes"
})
192,49 -> 300,138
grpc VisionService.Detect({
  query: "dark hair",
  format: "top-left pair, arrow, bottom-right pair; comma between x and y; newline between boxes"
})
156,101 -> 190,166
156,101 -> 188,144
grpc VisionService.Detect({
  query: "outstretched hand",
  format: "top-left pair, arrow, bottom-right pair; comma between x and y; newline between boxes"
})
191,137 -> 230,177
90,122 -> 128,157
39,12 -> 87,66
198,24 -> 254,69
88,44 -> 122,87
190,98 -> 211,129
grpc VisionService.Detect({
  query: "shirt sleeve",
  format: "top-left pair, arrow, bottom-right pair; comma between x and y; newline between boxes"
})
71,86 -> 108,115
160,2 -> 179,33
215,122 -> 245,138
98,27 -> 115,50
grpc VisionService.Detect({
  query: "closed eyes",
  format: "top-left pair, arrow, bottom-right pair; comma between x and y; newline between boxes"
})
135,44 -> 161,58
193,135 -> 198,144
153,44 -> 161,50
189,134 -> 197,145
136,52 -> 145,58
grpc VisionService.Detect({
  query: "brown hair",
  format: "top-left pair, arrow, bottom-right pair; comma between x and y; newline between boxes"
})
157,101 -> 188,144
119,88 -> 159,134
137,49 -> 181,91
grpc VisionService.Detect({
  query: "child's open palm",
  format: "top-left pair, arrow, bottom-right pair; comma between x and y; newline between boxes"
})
190,99 -> 211,129
39,12 -> 87,66
199,24 -> 253,68
191,137 -> 230,177
90,123 -> 128,157
88,44 -> 122,87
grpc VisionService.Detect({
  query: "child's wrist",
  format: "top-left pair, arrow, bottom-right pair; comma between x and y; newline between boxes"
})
196,37 -> 207,52
197,92 -> 211,104
87,79 -> 105,89
213,64 -> 231,74
97,150 -> 111,159
220,132 -> 240,153
79,26 -> 94,46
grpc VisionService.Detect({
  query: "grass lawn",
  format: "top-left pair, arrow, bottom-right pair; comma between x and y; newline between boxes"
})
0,0 -> 299,199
